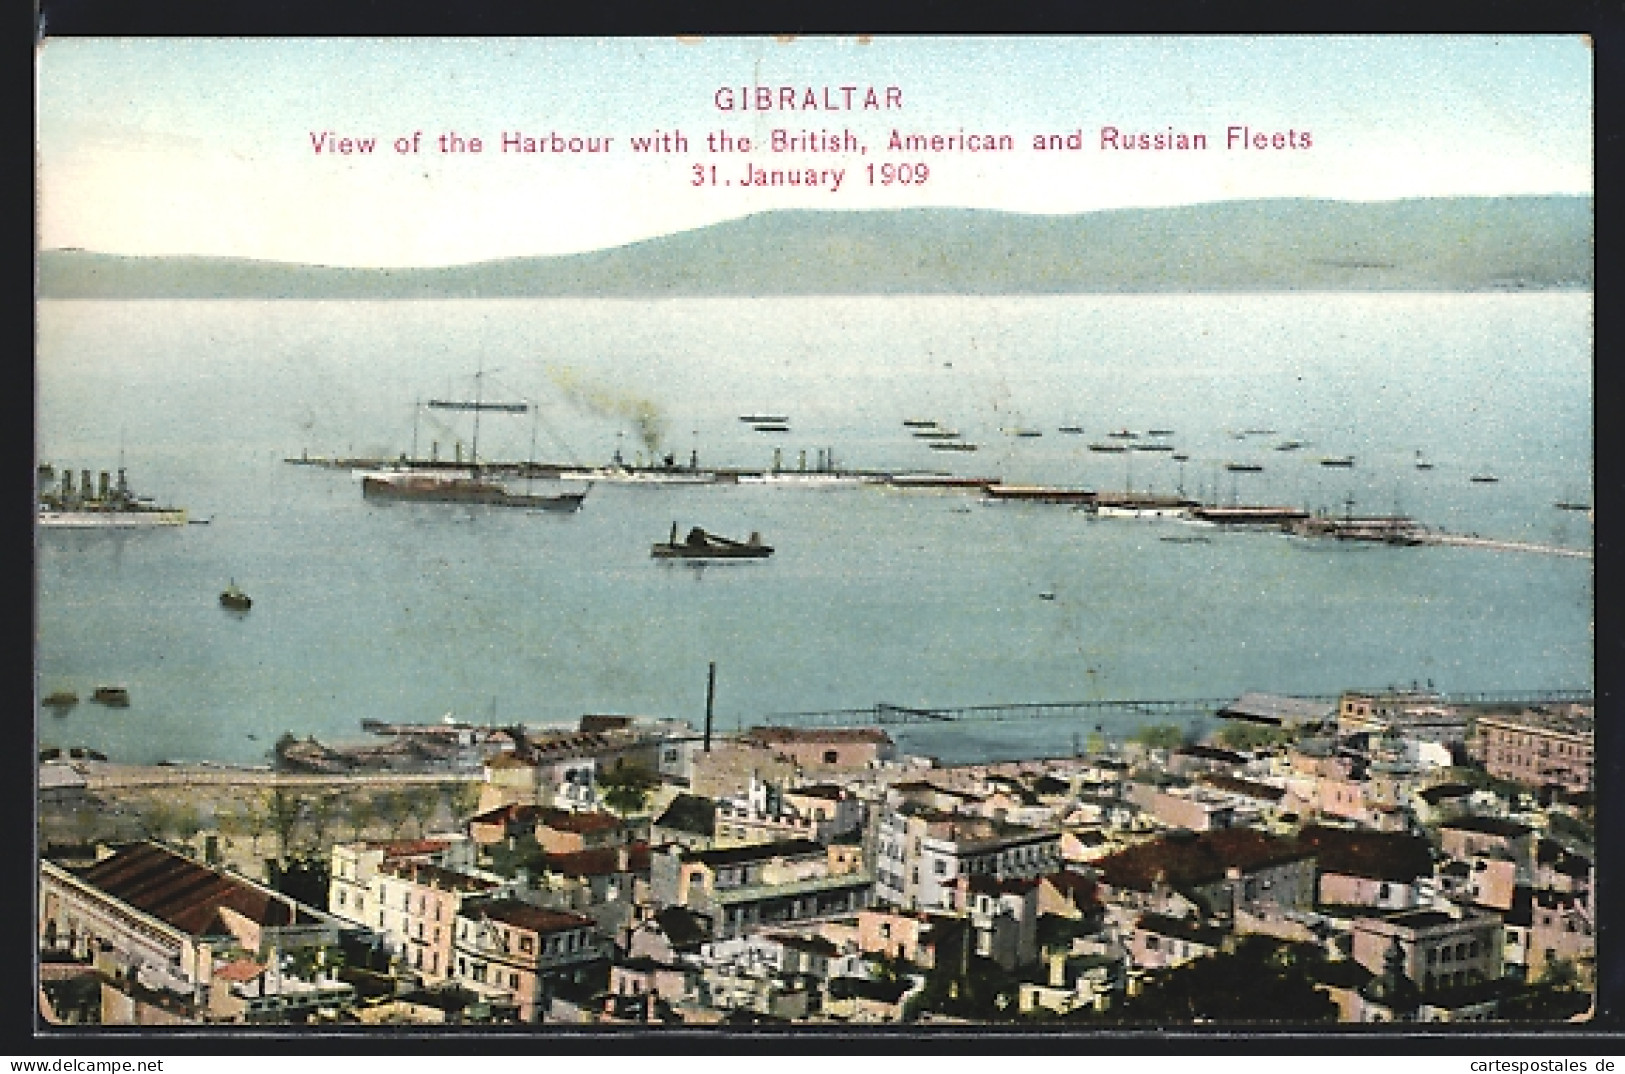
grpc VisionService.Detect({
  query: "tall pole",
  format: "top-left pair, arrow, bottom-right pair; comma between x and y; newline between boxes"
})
704,661 -> 716,752
471,369 -> 483,470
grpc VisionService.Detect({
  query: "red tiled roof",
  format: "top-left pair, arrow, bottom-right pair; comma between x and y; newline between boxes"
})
1416,783 -> 1475,805
542,842 -> 652,878
468,803 -> 543,827
1136,912 -> 1226,947
75,842 -> 314,937
369,838 -> 452,859
579,714 -> 634,731
526,731 -> 634,759
1439,815 -> 1534,839
1198,774 -> 1287,802
786,785 -> 846,801
1095,829 -> 1313,892
377,860 -> 499,893
537,808 -> 623,835
1297,825 -> 1434,883
1043,870 -> 1102,907
213,959 -> 266,983
465,898 -> 596,936
684,839 -> 825,867
487,753 -> 539,770
965,874 -> 1039,897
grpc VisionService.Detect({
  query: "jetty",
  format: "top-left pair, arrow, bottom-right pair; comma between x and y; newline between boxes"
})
1418,533 -> 1592,559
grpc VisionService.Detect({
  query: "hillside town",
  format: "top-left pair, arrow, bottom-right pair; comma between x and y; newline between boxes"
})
37,689 -> 1595,1028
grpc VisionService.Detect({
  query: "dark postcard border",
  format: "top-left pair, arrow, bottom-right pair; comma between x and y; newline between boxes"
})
21,4 -> 1623,1057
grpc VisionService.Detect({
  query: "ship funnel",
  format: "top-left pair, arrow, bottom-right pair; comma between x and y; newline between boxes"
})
61,470 -> 74,496
99,471 -> 111,500
81,470 -> 94,499
116,468 -> 129,495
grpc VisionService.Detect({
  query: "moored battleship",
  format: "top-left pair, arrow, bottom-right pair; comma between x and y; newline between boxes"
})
37,465 -> 187,527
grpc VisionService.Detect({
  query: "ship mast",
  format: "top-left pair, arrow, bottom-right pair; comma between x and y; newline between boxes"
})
424,368 -> 528,474
471,368 -> 483,471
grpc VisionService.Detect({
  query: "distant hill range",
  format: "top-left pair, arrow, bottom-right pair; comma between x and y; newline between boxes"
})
37,197 -> 1591,299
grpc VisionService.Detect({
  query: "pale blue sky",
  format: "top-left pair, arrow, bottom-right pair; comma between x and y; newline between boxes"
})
36,35 -> 1593,267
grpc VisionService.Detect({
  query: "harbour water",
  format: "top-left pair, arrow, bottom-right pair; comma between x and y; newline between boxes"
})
35,293 -> 1594,765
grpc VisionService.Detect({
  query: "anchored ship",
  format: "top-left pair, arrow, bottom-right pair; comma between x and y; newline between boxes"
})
652,523 -> 774,560
37,465 -> 187,527
362,470 -> 588,510
220,580 -> 253,611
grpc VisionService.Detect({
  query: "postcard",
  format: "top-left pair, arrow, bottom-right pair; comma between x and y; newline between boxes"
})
33,35 -> 1597,1040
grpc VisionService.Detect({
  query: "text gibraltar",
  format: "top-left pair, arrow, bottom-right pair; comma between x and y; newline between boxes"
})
715,85 -> 903,111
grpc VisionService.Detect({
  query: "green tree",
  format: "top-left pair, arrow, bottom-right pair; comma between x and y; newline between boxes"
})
1104,936 -> 1338,1025
598,764 -> 661,817
1214,721 -> 1295,752
1133,724 -> 1189,751
448,781 -> 484,819
306,793 -> 339,849
346,794 -> 378,841
141,798 -> 198,841
267,786 -> 304,859
915,956 -> 1024,1022
1540,957 -> 1581,990
402,786 -> 442,836
367,789 -> 401,838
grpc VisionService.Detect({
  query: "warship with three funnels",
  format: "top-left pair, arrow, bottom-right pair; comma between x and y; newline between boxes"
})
37,465 -> 187,528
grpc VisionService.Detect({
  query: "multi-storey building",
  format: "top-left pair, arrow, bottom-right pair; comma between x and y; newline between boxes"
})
874,806 -> 1063,912
451,899 -> 610,1022
650,839 -> 872,939
373,859 -> 502,982
39,842 -> 351,1004
1338,691 -> 1469,746
1350,908 -> 1504,994
1472,705 -> 1594,793
1296,825 -> 1435,911
532,808 -> 636,855
690,727 -> 896,798
327,838 -> 458,932
713,777 -> 865,846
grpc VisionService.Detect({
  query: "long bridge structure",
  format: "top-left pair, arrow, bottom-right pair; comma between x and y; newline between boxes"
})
753,689 -> 1594,728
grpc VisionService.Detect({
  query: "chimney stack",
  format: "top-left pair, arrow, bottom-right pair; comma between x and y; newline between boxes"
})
703,661 -> 716,753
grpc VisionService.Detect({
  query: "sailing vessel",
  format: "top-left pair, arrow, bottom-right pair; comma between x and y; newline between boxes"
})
363,471 -> 588,508
364,372 -> 589,511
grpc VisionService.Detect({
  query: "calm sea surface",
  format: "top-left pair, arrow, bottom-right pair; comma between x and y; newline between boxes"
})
35,294 -> 1594,765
